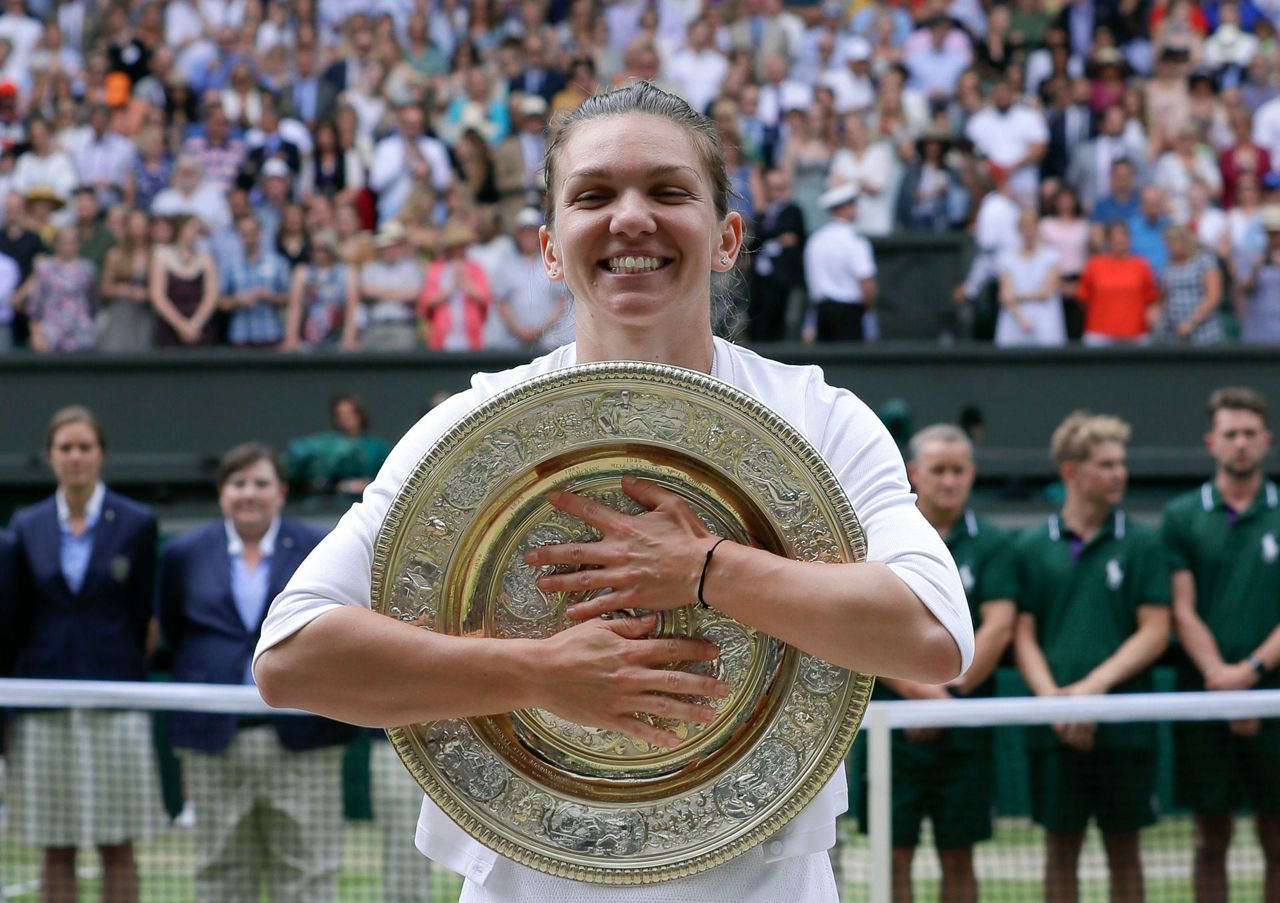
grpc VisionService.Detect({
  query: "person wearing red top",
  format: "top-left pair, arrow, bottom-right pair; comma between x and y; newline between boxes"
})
417,220 -> 492,351
1077,222 -> 1160,345
1220,106 -> 1272,209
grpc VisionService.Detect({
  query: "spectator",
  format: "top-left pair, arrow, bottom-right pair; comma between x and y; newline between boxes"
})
418,219 -> 490,352
220,214 -> 292,349
285,395 -> 391,498
181,102 -> 248,195
1129,185 -> 1174,273
803,183 -> 877,343
873,423 -> 1016,903
0,245 -> 15,351
1220,105 -> 1271,209
508,32 -> 566,105
664,17 -> 727,115
1203,2 -> 1258,85
282,230 -> 358,352
238,95 -> 305,190
453,127 -> 499,211
1069,104 -> 1147,215
357,220 -> 421,350
493,94 -> 549,233
300,118 -> 364,202
551,56 -> 600,116
71,186 -> 114,274
1013,411 -> 1170,903
1041,76 -> 1095,185
1235,205 -> 1280,343
777,106 -> 837,233
1040,185 -> 1091,341
1078,221 -> 1160,346
1162,387 -> 1280,902
159,442 -> 356,902
965,75 -> 1049,207
126,124 -> 173,214
905,14 -> 972,103
829,113 -> 896,238
368,101 -> 452,226
7,406 -> 165,902
148,214 -> 219,348
1229,171 -> 1266,263
895,130 -> 968,233
996,209 -> 1067,347
484,207 -> 569,352
150,154 -> 232,234
16,226 -> 95,352
440,65 -> 508,147
11,116 -> 77,219
746,167 -> 805,343
69,104 -> 135,210
275,202 -> 311,270
957,171 -> 1021,337
96,208 -> 154,353
1188,179 -> 1230,258
1154,126 -> 1224,224
1147,47 -> 1194,151
0,191 -> 42,282
1154,225 -> 1226,344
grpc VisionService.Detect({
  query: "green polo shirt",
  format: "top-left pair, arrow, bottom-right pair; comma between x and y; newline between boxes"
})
1162,481 -> 1280,692
1014,510 -> 1171,749
877,510 -> 1018,748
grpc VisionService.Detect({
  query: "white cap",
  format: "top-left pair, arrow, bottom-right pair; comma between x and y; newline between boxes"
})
818,182 -> 859,210
514,207 -> 544,229
261,158 -> 290,179
843,36 -> 872,63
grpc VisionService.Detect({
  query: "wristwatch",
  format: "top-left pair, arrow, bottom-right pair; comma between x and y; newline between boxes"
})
1248,654 -> 1268,677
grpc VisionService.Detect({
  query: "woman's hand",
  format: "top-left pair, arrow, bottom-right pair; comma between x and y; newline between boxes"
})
532,614 -> 728,748
524,476 -> 720,621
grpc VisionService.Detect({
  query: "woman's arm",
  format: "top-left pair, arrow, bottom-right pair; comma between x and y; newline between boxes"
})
99,247 -> 126,300
281,266 -> 307,349
1178,261 -> 1222,336
148,251 -> 191,333
340,266 -> 360,349
528,478 -> 962,683
191,255 -> 220,332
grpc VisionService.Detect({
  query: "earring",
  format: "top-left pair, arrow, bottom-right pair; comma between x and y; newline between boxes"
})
549,267 -> 558,276
720,255 -> 730,265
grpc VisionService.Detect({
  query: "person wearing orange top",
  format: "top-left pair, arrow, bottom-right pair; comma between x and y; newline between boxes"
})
1077,222 -> 1160,346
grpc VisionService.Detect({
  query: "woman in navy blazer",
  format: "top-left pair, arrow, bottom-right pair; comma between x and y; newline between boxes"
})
7,405 -> 164,902
159,442 -> 355,902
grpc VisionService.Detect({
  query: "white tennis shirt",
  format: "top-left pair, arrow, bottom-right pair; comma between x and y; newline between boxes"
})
255,337 -> 973,901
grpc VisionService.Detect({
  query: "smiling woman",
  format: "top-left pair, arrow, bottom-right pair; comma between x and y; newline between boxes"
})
252,82 -> 973,902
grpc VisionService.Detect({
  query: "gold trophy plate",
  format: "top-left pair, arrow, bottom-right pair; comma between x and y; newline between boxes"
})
371,361 -> 873,883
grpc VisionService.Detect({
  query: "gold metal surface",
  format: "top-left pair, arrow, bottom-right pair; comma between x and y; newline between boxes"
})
371,361 -> 873,883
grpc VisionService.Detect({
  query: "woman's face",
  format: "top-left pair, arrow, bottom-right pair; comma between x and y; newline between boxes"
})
49,422 -> 103,492
542,113 -> 740,333
150,216 -> 174,245
218,458 -> 286,540
127,210 -> 149,242
1055,190 -> 1077,218
54,228 -> 77,259
177,217 -> 201,247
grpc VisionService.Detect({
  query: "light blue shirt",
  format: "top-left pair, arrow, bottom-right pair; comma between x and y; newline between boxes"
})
56,482 -> 105,594
225,517 -> 280,684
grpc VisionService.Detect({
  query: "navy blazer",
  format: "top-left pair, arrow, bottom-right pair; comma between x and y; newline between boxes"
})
0,527 -> 17,677
9,490 -> 157,681
159,517 -> 356,754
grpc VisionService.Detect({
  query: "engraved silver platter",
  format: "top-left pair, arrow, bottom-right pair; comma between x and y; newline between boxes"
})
371,361 -> 873,884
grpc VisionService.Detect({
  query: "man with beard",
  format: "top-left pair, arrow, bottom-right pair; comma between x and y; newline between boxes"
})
1162,387 -> 1280,902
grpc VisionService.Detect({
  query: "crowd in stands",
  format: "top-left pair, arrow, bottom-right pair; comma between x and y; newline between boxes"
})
1,0 -> 1280,350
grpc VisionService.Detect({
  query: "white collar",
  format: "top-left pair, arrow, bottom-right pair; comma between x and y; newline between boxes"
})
564,335 -> 731,383
224,516 -> 282,557
56,482 -> 106,529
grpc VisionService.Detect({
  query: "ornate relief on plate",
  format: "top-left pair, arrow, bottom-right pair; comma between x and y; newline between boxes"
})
373,361 -> 873,883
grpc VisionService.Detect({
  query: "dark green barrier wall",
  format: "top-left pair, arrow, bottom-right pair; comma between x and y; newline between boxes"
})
3,346 -> 1277,495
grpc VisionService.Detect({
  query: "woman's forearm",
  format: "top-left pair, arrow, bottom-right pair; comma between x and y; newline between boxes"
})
254,605 -> 540,726
700,544 -> 961,683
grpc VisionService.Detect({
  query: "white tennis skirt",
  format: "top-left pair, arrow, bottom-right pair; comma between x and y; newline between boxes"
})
8,709 -> 166,847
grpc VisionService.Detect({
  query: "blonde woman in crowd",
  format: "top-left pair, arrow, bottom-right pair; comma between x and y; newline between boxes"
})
97,208 -> 155,353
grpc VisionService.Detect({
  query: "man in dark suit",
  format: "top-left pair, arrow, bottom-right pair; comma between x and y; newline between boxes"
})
506,32 -> 566,105
317,12 -> 376,122
1042,75 -> 1095,183
0,527 -> 16,676
748,167 -> 807,342
160,443 -> 355,903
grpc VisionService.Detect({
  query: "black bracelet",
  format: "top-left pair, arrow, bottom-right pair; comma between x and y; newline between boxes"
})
697,538 -> 729,608
945,685 -> 964,698
1249,654 -> 1268,677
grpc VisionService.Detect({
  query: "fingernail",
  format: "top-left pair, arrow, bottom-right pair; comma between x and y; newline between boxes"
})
661,733 -> 680,747
699,709 -> 716,722
524,550 -> 536,564
714,681 -> 730,697
705,643 -> 721,657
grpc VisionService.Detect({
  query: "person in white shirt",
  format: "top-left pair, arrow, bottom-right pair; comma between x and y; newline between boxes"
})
368,101 -> 452,225
150,155 -> 232,235
483,207 -> 570,352
965,77 -> 1048,207
254,82 -> 971,903
70,105 -> 137,209
995,208 -> 1066,347
803,182 -> 879,342
663,17 -> 728,115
